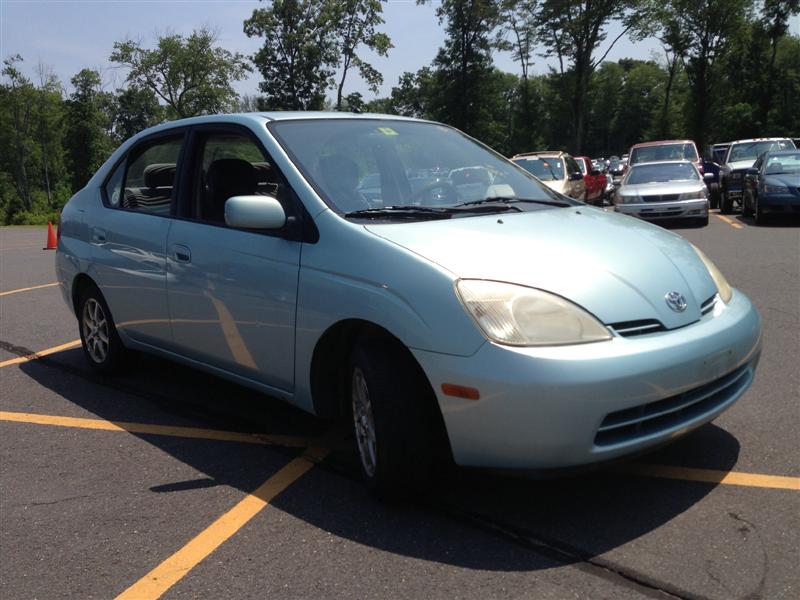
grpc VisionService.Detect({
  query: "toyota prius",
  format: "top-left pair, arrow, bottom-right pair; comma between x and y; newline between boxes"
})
56,113 -> 762,494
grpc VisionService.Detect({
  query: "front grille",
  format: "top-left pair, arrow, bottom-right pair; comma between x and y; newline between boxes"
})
608,319 -> 665,337
594,363 -> 752,447
641,194 -> 680,203
700,294 -> 717,316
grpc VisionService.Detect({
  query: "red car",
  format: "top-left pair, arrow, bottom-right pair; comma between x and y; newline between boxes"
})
574,156 -> 605,205
627,140 -> 704,175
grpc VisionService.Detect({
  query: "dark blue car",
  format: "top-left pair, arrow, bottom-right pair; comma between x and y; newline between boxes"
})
742,150 -> 800,224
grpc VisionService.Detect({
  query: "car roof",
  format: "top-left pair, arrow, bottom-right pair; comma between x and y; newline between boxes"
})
729,137 -> 794,144
512,151 -> 569,159
628,160 -> 695,167
127,111 -> 428,142
629,140 -> 696,149
763,149 -> 800,156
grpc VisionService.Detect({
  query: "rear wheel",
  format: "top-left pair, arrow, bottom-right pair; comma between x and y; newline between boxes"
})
77,285 -> 128,374
349,333 -> 444,498
708,183 -> 720,210
720,190 -> 733,214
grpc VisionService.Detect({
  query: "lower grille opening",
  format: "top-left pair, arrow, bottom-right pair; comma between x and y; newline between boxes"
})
594,363 -> 752,447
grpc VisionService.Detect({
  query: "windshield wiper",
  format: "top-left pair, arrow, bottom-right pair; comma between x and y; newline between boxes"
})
346,203 -> 523,219
456,196 -> 571,208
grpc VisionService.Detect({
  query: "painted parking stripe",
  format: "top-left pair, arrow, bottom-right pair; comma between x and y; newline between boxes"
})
0,340 -> 81,368
715,214 -> 744,229
0,282 -> 59,297
620,463 -> 800,491
0,411 -> 311,448
116,446 -> 329,600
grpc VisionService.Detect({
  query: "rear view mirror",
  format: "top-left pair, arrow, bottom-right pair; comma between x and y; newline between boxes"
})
225,195 -> 286,230
590,169 -> 601,177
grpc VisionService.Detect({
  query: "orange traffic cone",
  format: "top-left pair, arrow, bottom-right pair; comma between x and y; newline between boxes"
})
43,222 -> 57,250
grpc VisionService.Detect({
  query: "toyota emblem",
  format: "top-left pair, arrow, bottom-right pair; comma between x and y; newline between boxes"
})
665,291 -> 688,312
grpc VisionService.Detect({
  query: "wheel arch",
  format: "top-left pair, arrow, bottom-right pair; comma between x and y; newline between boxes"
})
71,272 -> 99,316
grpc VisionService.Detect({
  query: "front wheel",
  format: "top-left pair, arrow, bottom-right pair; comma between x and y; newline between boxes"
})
753,195 -> 767,225
349,335 -> 444,498
77,286 -> 128,374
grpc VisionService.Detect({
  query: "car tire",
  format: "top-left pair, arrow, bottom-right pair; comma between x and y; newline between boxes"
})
349,333 -> 444,499
77,285 -> 128,374
696,215 -> 709,227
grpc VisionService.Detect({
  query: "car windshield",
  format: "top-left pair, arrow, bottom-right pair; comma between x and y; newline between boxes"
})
764,152 -> 800,175
511,157 -> 565,181
625,162 -> 700,185
729,140 -> 795,162
630,143 -> 698,165
609,160 -> 624,172
268,119 -> 571,219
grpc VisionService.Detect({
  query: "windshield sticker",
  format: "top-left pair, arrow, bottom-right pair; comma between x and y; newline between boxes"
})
377,127 -> 399,136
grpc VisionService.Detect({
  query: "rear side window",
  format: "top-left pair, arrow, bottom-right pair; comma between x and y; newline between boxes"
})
104,134 -> 184,215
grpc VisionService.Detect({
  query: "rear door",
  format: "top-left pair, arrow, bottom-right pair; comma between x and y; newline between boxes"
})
92,130 -> 186,347
165,124 -> 302,393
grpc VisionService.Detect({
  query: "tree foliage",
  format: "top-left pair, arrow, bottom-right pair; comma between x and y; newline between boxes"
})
110,28 -> 250,118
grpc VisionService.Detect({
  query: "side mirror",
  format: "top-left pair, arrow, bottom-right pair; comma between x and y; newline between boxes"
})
225,195 -> 286,230
590,169 -> 602,177
703,172 -> 715,181
569,172 -> 583,181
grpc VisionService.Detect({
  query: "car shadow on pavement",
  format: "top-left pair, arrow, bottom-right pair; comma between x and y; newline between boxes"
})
19,349 -> 741,572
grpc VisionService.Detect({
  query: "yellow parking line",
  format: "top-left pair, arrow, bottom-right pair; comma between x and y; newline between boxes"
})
715,214 -> 744,229
0,340 -> 81,368
0,282 -> 59,297
0,411 -> 311,448
622,463 -> 800,491
116,446 -> 329,600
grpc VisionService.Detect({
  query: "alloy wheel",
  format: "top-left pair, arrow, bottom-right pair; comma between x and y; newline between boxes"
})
352,367 -> 377,478
82,298 -> 109,364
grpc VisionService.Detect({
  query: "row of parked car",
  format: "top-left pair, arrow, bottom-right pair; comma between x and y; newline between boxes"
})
511,136 -> 800,227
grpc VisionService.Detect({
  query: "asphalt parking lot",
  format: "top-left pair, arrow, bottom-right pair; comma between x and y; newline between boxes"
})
1,213 -> 798,600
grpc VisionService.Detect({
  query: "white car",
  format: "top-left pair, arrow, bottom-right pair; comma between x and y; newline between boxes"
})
511,152 -> 586,200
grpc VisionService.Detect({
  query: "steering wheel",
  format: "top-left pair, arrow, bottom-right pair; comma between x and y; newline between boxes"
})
410,179 -> 459,205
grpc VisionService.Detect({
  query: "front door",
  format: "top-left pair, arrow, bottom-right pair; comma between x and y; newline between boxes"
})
166,126 -> 301,393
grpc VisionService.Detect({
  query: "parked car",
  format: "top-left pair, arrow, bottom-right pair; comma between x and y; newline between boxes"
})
607,158 -> 626,193
574,155 -> 605,205
742,149 -> 800,224
510,151 -> 586,200
719,138 -> 796,213
628,140 -> 703,176
614,160 -> 712,226
56,113 -> 761,495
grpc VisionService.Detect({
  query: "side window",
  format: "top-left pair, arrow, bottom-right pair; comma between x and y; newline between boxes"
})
565,157 -> 580,176
106,135 -> 183,215
192,132 -> 288,225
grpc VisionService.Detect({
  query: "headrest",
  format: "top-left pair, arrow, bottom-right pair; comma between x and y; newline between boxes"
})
143,163 -> 176,188
206,158 -> 257,197
765,162 -> 783,174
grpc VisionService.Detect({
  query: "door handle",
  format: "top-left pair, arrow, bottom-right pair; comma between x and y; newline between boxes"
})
91,228 -> 106,244
170,244 -> 191,263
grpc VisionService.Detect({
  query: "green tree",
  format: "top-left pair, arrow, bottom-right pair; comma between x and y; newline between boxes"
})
112,85 -> 163,141
758,0 -> 800,126
110,28 -> 250,118
668,0 -> 750,149
0,56 -> 36,211
537,0 -> 653,152
65,69 -> 115,191
245,0 -> 338,110
425,0 -> 502,142
332,0 -> 392,110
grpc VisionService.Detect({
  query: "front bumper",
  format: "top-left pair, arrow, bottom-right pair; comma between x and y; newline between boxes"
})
760,194 -> 800,214
412,289 -> 761,469
614,198 -> 708,221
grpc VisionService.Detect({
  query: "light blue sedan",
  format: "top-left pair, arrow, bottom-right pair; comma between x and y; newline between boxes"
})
56,113 -> 762,495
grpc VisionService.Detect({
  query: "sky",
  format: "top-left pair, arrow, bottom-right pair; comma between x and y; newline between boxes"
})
2,0 -> 799,100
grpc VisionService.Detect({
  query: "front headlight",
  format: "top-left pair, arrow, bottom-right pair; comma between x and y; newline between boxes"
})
679,190 -> 707,200
691,245 -> 732,304
618,194 -> 639,204
456,280 -> 612,346
764,184 -> 789,193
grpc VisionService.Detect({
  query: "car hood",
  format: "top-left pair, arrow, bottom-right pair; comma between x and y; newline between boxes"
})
619,181 -> 705,196
725,160 -> 754,171
365,207 -> 718,330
